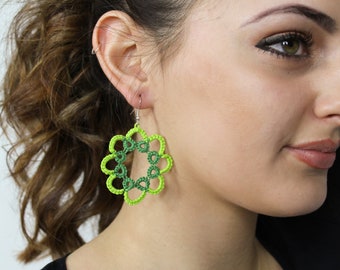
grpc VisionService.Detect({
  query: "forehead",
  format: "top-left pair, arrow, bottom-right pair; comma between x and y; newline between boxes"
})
189,0 -> 338,22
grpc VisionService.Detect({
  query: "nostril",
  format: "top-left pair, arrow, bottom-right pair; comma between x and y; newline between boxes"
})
313,95 -> 340,120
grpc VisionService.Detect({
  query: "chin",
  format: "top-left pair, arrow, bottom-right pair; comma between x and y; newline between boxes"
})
286,199 -> 325,217
261,186 -> 328,218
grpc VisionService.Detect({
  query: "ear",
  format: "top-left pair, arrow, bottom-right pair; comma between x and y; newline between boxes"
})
92,11 -> 152,108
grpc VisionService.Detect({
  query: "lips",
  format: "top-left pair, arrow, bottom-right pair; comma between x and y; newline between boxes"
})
287,139 -> 339,170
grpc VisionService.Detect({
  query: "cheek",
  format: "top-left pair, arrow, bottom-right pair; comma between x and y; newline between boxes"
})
158,33 -> 322,215
162,59 -> 274,186
164,42 -> 298,167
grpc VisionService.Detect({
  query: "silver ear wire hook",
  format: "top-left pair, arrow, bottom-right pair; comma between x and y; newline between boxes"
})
135,95 -> 142,124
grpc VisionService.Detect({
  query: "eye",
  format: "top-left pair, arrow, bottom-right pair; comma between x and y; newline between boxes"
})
271,39 -> 302,55
256,31 -> 313,58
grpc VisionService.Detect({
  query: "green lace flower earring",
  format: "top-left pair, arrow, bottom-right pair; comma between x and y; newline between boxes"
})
100,98 -> 173,205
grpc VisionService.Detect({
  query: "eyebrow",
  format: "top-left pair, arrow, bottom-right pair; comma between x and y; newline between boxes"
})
243,4 -> 337,33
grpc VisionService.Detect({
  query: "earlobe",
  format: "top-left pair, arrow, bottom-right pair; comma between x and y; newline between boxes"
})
92,11 -> 151,108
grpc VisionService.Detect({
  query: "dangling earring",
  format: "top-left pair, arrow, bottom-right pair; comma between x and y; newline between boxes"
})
100,96 -> 173,205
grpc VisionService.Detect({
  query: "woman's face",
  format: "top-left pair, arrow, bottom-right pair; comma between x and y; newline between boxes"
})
148,0 -> 340,216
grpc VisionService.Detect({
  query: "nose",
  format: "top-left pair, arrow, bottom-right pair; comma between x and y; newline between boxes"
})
313,94 -> 340,123
313,53 -> 340,126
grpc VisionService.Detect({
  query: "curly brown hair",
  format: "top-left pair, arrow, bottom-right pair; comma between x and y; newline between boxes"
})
1,0 -> 194,263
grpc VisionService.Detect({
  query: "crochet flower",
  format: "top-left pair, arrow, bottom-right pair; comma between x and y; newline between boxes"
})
100,124 -> 173,205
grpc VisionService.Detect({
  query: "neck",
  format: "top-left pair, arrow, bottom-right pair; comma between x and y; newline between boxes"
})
88,186 -> 275,270
69,161 -> 282,270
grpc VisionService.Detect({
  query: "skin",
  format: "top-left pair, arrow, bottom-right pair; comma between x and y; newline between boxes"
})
68,0 -> 340,269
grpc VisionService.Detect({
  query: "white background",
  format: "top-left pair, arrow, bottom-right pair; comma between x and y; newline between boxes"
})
0,1 -> 51,269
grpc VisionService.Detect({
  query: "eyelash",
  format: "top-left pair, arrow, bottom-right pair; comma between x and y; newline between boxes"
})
255,31 -> 314,59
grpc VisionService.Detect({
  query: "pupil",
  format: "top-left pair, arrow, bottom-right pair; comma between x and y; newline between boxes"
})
282,40 -> 299,54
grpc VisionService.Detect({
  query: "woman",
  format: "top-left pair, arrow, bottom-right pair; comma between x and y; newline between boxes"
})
1,0 -> 340,269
